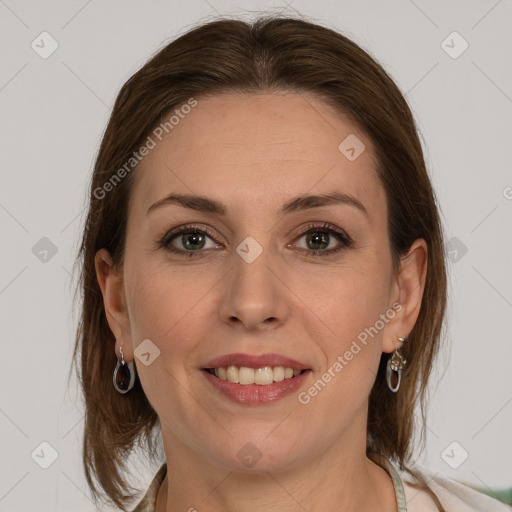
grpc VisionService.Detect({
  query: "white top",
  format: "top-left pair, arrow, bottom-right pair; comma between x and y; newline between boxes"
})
372,451 -> 512,511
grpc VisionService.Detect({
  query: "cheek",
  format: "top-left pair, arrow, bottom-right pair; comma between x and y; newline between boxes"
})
125,261 -> 213,342
123,264 -> 216,428
316,265 -> 392,343
304,265 -> 392,407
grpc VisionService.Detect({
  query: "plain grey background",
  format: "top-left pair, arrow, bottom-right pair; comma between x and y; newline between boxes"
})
1,1 -> 511,510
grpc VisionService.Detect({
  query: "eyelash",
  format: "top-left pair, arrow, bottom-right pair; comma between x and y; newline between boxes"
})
155,222 -> 354,258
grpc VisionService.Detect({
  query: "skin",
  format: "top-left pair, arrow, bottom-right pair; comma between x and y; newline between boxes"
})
96,91 -> 427,512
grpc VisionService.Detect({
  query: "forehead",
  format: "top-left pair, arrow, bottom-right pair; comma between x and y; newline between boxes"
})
131,91 -> 385,220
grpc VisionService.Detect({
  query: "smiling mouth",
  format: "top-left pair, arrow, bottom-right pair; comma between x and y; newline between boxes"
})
204,366 -> 308,386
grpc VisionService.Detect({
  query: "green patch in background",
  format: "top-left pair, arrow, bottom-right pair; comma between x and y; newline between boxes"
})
468,485 -> 512,506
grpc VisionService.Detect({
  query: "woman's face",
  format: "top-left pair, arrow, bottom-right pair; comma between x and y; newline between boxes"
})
98,91 -> 425,472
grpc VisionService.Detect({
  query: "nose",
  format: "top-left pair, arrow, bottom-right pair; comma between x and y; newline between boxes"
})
218,244 -> 290,332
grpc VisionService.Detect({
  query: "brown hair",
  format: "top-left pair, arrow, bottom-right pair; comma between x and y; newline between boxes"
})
71,14 -> 447,510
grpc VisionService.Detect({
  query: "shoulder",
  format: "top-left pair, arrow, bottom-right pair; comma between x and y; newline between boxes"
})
399,464 -> 512,512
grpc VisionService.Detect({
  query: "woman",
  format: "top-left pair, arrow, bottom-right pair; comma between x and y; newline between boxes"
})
72,15 -> 510,512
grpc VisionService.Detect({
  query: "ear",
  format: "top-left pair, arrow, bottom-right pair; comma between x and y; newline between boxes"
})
95,248 -> 134,360
382,238 -> 428,354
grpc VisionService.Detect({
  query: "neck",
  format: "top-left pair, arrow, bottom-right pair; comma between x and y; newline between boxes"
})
155,420 -> 397,512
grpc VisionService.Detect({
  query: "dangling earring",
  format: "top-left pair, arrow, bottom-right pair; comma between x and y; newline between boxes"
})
113,345 -> 136,394
386,337 -> 407,393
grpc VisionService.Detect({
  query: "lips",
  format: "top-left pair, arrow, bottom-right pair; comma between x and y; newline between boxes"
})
201,353 -> 311,404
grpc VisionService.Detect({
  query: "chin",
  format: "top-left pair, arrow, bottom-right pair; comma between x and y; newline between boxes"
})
204,435 -> 306,474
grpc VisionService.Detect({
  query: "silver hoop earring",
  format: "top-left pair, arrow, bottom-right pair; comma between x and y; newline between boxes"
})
113,346 -> 136,394
386,337 -> 407,393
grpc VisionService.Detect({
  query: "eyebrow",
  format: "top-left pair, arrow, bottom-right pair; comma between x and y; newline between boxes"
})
146,191 -> 369,218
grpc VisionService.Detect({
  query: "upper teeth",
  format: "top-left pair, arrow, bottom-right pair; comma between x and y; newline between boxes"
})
211,365 -> 302,385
